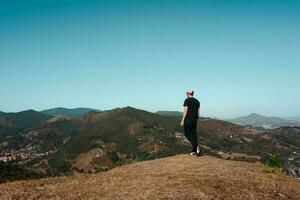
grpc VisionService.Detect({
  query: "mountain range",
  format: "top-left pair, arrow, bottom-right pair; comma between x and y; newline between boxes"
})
0,107 -> 299,183
0,110 -> 52,137
229,113 -> 300,129
41,107 -> 101,117
0,107 -> 100,137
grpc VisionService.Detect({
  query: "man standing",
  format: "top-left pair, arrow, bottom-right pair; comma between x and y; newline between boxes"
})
180,89 -> 202,156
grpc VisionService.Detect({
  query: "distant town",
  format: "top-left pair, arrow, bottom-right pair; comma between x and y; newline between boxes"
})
0,150 -> 50,163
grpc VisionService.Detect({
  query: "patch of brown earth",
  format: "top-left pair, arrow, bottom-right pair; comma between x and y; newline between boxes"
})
1,155 -> 299,200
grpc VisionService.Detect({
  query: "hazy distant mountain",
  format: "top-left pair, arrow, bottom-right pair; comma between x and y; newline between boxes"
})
229,113 -> 300,129
41,107 -> 101,117
156,111 -> 182,117
0,110 -> 52,136
285,117 -> 300,121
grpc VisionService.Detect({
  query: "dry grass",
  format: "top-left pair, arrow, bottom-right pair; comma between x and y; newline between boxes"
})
1,155 -> 299,200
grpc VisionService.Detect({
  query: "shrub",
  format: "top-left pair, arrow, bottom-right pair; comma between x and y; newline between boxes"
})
267,154 -> 283,168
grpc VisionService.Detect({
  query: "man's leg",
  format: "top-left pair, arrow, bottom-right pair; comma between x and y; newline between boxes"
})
184,120 -> 195,153
190,119 -> 198,153
191,119 -> 203,156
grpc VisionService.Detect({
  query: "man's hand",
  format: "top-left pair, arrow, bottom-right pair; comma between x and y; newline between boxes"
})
180,120 -> 184,127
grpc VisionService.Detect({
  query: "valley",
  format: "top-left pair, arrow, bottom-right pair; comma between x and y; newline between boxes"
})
0,107 -> 299,183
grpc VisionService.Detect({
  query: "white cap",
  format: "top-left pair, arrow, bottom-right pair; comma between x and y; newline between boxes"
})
187,89 -> 194,94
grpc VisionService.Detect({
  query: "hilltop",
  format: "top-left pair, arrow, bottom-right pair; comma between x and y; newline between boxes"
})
41,107 -> 101,117
1,154 -> 299,200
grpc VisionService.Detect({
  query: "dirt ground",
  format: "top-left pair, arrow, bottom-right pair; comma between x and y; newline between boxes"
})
1,155 -> 300,200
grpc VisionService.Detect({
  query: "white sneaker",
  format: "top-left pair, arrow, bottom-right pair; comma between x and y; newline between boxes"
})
196,145 -> 202,156
190,152 -> 196,156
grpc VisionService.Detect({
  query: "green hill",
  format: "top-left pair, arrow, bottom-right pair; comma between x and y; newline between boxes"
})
48,106 -> 189,172
41,107 -> 101,117
0,110 -> 52,137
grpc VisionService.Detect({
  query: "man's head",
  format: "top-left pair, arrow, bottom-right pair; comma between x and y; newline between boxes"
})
186,89 -> 194,97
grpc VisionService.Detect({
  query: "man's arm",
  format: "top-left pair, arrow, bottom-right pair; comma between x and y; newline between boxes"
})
180,106 -> 188,126
197,107 -> 200,118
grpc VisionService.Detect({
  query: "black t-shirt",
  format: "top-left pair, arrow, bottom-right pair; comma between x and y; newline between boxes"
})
183,97 -> 200,120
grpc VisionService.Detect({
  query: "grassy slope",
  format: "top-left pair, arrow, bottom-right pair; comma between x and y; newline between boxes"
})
49,107 -> 189,170
0,110 -> 52,137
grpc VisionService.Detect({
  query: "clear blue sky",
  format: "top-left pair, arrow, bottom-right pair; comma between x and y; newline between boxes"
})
0,0 -> 299,118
